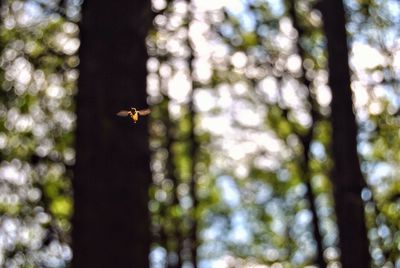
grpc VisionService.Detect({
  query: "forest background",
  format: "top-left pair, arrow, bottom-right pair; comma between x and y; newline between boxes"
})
0,0 -> 399,267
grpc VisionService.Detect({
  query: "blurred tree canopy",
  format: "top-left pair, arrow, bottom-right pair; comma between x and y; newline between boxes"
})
0,0 -> 400,267
0,0 -> 78,266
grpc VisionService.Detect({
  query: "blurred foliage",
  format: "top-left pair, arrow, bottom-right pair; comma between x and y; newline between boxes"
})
345,0 -> 400,266
148,0 -> 400,267
0,0 -> 79,266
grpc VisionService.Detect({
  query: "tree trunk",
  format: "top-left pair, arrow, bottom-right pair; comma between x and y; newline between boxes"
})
188,86 -> 199,268
186,15 -> 199,268
285,1 -> 326,267
72,1 -> 152,267
182,1 -> 198,266
319,0 -> 370,267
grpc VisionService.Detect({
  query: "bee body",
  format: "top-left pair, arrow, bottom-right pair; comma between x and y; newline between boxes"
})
130,111 -> 139,123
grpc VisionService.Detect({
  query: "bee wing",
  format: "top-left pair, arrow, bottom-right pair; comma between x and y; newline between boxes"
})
138,108 -> 151,116
116,110 -> 131,117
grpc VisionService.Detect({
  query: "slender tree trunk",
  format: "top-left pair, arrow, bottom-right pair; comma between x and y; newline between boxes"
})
188,89 -> 199,268
182,1 -> 199,266
319,0 -> 370,267
72,1 -> 152,267
187,21 -> 199,268
285,1 -> 326,267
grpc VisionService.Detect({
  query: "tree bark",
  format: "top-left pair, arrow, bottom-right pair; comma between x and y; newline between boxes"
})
72,1 -> 152,267
319,0 -> 370,267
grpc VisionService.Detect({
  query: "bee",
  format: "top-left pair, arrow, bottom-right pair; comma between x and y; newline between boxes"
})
116,107 -> 151,123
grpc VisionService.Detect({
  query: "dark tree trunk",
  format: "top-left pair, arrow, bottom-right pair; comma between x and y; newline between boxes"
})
188,88 -> 199,268
285,1 -> 326,267
319,0 -> 370,267
186,17 -> 199,268
183,1 -> 198,266
72,1 -> 152,267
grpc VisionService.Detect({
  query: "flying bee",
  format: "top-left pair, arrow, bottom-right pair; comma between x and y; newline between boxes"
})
116,107 -> 151,123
